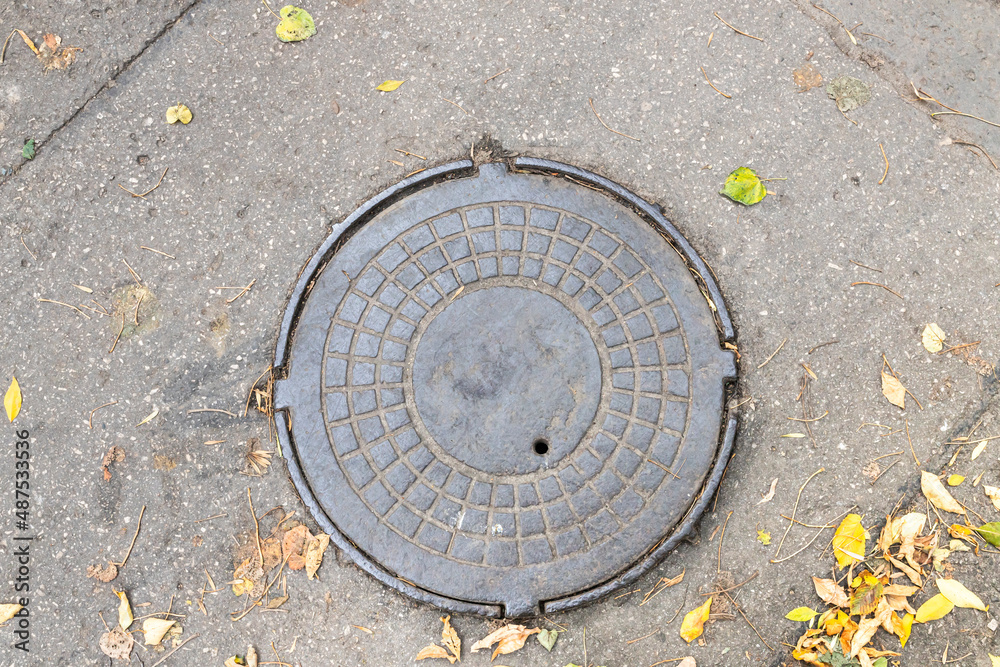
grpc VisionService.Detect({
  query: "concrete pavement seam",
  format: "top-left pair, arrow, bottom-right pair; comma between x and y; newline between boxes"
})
0,0 -> 202,189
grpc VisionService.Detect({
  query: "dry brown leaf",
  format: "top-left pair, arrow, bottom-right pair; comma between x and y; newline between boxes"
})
416,644 -> 456,663
101,445 -> 125,482
266,595 -> 289,609
282,524 -> 312,571
37,33 -> 81,71
984,485 -> 1000,512
921,471 -> 965,514
886,555 -> 923,586
0,604 -> 23,625
885,594 -> 917,615
971,440 -> 989,460
261,536 -> 283,571
87,561 -> 119,583
812,576 -> 849,607
247,645 -> 258,667
896,512 -> 927,569
142,617 -> 175,645
305,533 -> 330,580
757,478 -> 778,505
793,62 -> 823,91
678,658 -> 697,667
471,624 -> 540,660
883,584 -> 919,597
232,557 -> 264,597
849,616 -> 881,658
99,626 -> 134,660
881,371 -> 906,408
440,615 -> 461,661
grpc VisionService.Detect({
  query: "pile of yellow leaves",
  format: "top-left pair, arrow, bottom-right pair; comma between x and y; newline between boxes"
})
790,505 -> 991,666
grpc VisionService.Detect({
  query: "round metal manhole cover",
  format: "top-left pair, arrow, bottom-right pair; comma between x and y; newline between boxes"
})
273,158 -> 737,617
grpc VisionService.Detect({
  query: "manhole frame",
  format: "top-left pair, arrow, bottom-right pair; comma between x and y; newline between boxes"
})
273,157 -> 738,617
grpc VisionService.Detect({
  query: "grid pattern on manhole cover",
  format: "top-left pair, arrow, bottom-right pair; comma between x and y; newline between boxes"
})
274,160 -> 736,616
322,203 -> 690,566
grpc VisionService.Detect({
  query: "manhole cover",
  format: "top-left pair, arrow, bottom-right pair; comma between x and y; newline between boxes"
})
274,158 -> 737,617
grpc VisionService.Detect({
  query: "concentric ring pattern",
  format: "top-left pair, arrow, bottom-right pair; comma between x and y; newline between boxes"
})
320,202 -> 691,567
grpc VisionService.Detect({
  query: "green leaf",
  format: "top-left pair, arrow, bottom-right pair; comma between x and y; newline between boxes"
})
537,629 -> 558,651
873,659 -> 888,667
976,522 -> 1000,547
785,606 -> 819,622
720,167 -> 766,205
22,139 -> 35,160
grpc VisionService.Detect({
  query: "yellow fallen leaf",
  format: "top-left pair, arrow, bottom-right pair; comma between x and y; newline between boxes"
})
781,433 -> 807,438
376,79 -> 404,92
415,644 -> 454,663
471,624 -> 539,660
984,485 -> 1000,512
142,617 -> 176,645
440,615 -> 460,662
756,529 -> 771,545
895,612 -> 913,647
13,29 -> 37,55
785,606 -> 819,622
812,576 -> 849,607
680,597 -> 712,643
915,593 -> 954,623
165,104 -> 193,125
4,376 -> 21,422
881,371 -> 906,408
115,590 -> 133,629
275,5 -> 316,42
990,655 -> 1000,667
947,474 -> 965,486
832,514 -> 866,569
921,471 -> 965,514
305,533 -> 330,580
0,604 -> 23,625
937,578 -> 988,611
921,323 -> 946,353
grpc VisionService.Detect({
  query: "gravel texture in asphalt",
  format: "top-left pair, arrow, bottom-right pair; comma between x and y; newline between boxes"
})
1,0 -> 999,665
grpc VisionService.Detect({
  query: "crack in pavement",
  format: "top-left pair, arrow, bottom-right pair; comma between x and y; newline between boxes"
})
0,0 -> 202,189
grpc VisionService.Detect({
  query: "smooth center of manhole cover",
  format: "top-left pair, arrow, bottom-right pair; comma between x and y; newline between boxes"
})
273,159 -> 737,617
412,286 -> 601,475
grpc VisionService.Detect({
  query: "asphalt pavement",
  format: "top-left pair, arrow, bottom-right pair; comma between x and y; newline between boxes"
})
1,0 -> 999,665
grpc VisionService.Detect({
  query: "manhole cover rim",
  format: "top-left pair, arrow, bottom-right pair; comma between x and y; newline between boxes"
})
273,158 -> 738,617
